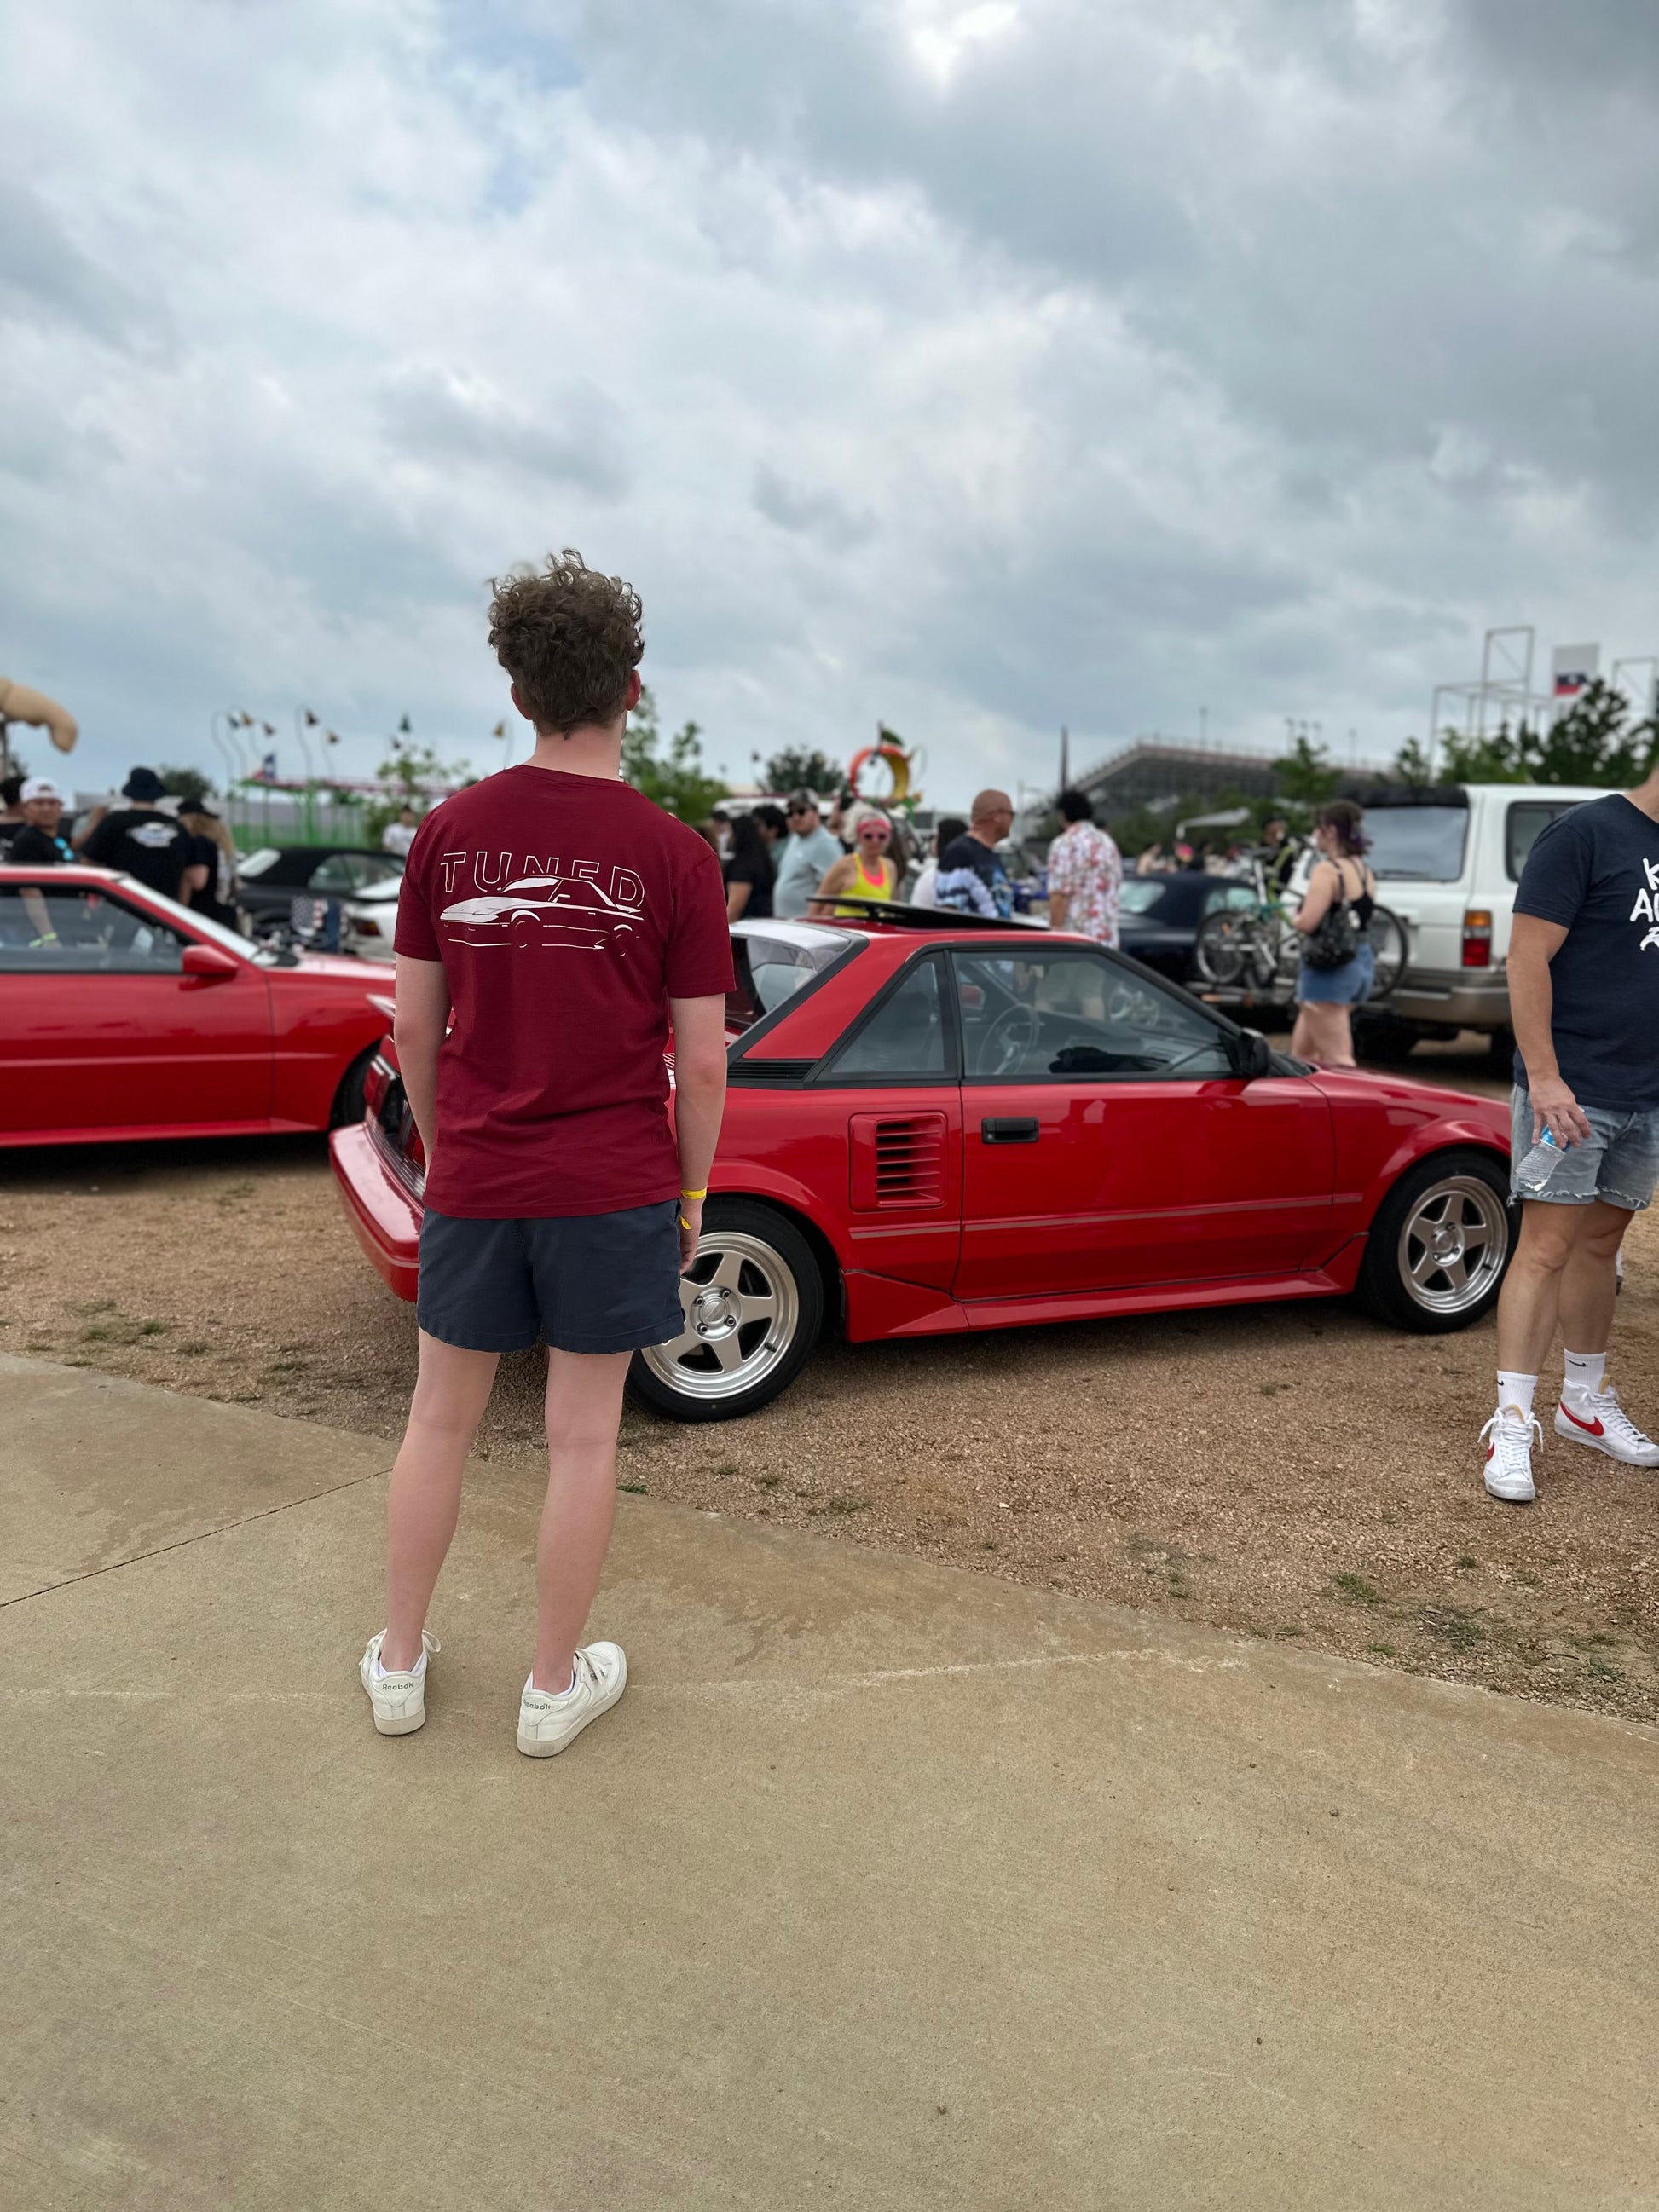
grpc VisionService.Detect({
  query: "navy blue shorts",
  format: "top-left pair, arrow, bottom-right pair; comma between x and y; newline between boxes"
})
416,1201 -> 685,1355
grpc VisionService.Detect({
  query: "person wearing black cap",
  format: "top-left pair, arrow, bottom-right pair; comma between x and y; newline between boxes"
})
78,769 -> 206,904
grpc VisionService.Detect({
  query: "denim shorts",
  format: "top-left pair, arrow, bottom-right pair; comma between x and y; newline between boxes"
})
416,1200 -> 686,1354
1297,940 -> 1374,1006
1509,1087 -> 1659,1211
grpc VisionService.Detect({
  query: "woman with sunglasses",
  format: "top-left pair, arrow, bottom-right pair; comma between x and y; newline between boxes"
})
811,811 -> 899,915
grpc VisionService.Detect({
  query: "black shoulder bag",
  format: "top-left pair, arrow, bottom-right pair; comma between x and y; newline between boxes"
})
1302,865 -> 1361,970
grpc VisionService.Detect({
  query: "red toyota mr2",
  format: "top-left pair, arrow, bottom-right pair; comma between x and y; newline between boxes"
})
331,910 -> 1514,1423
0,863 -> 396,1145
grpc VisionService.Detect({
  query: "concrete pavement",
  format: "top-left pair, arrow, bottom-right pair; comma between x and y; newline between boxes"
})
2,1351 -> 1656,2211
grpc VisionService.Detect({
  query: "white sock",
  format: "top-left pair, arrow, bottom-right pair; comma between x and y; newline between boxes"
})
1562,1349 -> 1606,1399
373,1643 -> 426,1680
1496,1371 -> 1537,1423
526,1667 -> 577,1700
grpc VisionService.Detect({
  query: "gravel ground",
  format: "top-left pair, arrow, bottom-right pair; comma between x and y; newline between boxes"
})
3,1033 -> 1655,1724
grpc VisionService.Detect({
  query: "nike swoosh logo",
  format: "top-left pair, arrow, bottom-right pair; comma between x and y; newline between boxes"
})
1560,1406 -> 1604,1437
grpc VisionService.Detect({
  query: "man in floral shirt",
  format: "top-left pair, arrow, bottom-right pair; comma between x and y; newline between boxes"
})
1046,789 -> 1124,945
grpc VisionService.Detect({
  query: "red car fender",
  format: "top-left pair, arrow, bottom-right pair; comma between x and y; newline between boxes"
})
1322,1078 -> 1511,1239
709,1161 -> 855,1271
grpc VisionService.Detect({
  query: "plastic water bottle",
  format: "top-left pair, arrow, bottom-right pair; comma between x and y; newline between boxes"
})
1513,1125 -> 1565,1197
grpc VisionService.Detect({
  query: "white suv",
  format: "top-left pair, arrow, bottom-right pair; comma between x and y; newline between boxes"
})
1357,782 -> 1604,1054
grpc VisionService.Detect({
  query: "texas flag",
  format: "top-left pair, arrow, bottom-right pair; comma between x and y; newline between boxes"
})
1552,644 -> 1598,700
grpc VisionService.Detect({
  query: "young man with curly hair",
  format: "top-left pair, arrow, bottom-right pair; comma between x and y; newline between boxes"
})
361,552 -> 733,1754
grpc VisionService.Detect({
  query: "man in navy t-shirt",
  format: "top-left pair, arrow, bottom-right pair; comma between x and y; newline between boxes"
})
1480,771 -> 1659,1504
935,788 -> 1016,918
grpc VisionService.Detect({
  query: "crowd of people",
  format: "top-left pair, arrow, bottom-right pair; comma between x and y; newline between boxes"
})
0,764 -> 243,927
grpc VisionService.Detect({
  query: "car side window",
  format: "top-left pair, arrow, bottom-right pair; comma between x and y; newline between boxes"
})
1506,800 -> 1581,881
955,948 -> 1234,1080
309,854 -> 356,893
819,956 -> 951,1081
0,885 -> 189,973
1205,884 -> 1257,912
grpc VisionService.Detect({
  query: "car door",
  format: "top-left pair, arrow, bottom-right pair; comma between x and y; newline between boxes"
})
952,944 -> 1332,1299
0,880 -> 274,1139
806,951 -> 962,1291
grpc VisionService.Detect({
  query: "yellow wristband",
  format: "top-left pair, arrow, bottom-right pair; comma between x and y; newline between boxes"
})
680,1187 -> 708,1202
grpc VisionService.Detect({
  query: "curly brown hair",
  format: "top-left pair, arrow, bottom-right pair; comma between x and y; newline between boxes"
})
486,550 -> 645,734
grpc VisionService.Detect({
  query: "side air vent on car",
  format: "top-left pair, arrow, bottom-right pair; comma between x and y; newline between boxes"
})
848,1112 -> 948,1210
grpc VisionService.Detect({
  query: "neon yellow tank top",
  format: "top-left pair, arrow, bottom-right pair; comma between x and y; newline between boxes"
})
836,852 -> 897,906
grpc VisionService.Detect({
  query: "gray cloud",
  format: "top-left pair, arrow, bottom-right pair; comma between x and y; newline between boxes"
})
2,0 -> 1658,801
379,367 -> 633,499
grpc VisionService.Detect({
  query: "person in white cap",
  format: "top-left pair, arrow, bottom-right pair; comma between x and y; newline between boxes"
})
9,778 -> 75,866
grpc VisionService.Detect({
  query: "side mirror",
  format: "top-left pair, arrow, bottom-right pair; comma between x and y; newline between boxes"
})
1233,1026 -> 1274,1080
181,943 -> 240,985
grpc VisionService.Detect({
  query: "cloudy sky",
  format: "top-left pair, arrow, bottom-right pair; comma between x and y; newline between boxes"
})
3,0 -> 1657,806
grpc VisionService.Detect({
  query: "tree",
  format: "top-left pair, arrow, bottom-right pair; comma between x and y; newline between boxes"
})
622,685 -> 728,822
763,746 -> 841,799
159,764 -> 217,808
1435,683 -> 1657,788
1437,724 -> 1526,783
1524,679 -> 1656,786
1271,731 -> 1340,807
1390,736 -> 1433,784
367,737 -> 474,844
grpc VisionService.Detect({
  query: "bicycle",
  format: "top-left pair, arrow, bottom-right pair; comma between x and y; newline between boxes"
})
1192,855 -> 1407,1002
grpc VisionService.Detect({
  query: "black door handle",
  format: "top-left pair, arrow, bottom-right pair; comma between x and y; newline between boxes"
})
981,1116 -> 1039,1143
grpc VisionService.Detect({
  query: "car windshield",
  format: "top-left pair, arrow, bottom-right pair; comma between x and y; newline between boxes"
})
1362,806 -> 1469,881
726,927 -> 850,1032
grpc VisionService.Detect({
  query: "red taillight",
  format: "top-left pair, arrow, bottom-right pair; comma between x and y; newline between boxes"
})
1462,910 -> 1492,968
356,915 -> 382,937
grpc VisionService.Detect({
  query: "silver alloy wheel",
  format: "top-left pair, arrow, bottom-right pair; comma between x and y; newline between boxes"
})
639,1231 -> 801,1404
1396,1175 -> 1509,1315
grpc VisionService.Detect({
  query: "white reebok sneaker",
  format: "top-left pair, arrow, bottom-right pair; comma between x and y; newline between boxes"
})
360,1629 -> 440,1736
517,1642 -> 627,1759
1555,1387 -> 1659,1467
1481,1412 -> 1540,1504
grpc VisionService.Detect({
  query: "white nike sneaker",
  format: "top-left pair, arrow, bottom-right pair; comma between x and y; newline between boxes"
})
1555,1387 -> 1659,1467
517,1642 -> 627,1758
359,1629 -> 440,1736
1481,1411 -> 1540,1504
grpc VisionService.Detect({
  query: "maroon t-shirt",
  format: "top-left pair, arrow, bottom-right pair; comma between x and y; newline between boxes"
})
394,766 -> 734,1218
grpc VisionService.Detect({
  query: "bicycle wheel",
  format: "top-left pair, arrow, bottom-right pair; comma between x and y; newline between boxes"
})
1367,905 -> 1408,999
1193,909 -> 1253,987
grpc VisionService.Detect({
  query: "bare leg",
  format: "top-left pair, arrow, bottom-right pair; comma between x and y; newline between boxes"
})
532,1349 -> 633,1692
1291,1002 -> 1350,1066
1557,1200 -> 1632,1361
382,1331 -> 500,1669
1494,1204 -> 1587,1378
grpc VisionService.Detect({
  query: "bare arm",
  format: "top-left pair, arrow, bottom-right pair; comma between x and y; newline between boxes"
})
392,953 -> 451,1174
1048,890 -> 1071,930
669,994 -> 728,1272
1506,914 -> 1591,1145
179,863 -> 210,906
1292,859 -> 1338,933
725,878 -> 752,921
808,856 -> 854,910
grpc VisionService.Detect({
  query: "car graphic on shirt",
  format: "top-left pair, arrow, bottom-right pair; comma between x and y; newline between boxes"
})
439,874 -> 643,952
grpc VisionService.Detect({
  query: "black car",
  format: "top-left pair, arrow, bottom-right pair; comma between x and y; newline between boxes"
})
1117,871 -> 1259,985
236,845 -> 407,930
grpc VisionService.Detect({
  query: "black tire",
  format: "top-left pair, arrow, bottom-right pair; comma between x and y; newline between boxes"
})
328,1045 -> 375,1129
628,1198 -> 826,1423
1193,909 -> 1254,987
1356,1148 -> 1512,1334
1366,904 -> 1408,999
